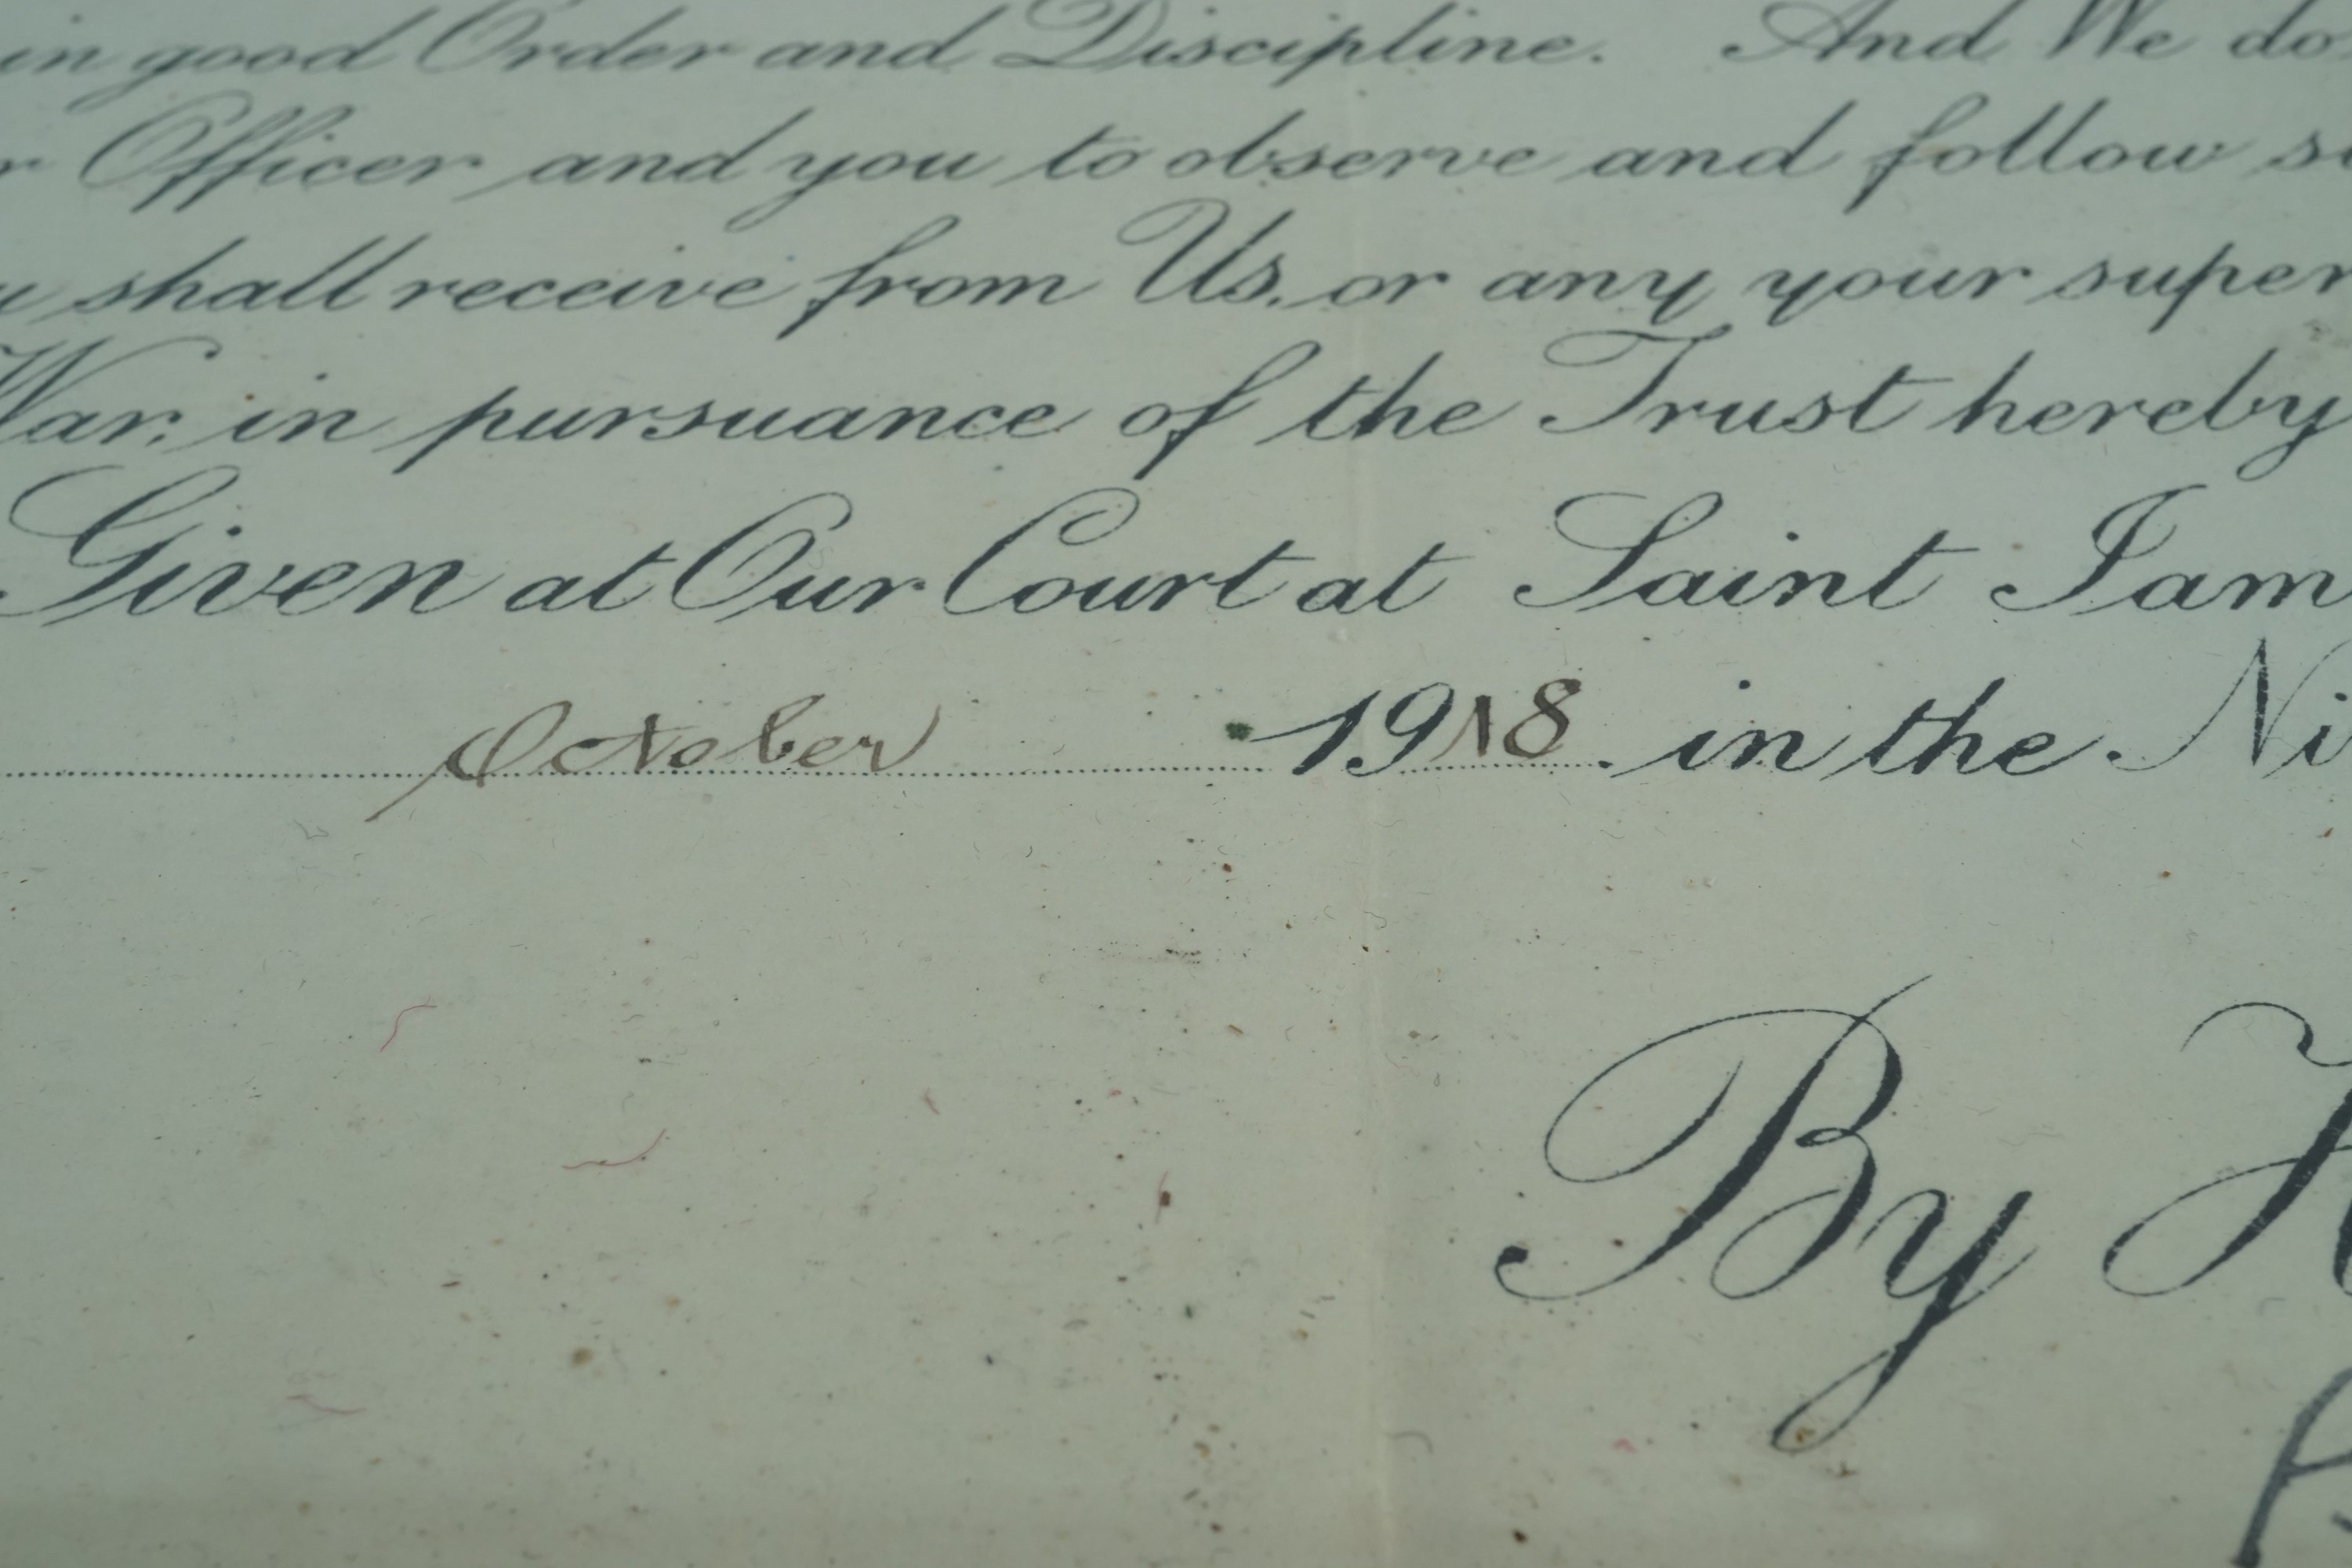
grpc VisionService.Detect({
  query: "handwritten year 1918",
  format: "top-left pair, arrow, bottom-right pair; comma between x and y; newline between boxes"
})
1254,677 -> 1581,775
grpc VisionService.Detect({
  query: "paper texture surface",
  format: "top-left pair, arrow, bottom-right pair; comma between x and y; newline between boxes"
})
5,1 -> 2350,1561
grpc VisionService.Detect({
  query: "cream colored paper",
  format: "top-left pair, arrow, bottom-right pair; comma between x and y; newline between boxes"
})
5,1 -> 2350,1561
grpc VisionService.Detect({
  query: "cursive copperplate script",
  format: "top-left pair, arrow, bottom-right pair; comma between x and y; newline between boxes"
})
1496,984 -> 2352,1488
367,695 -> 942,821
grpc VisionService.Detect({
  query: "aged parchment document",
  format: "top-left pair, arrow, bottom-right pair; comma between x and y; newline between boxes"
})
5,0 -> 2351,1561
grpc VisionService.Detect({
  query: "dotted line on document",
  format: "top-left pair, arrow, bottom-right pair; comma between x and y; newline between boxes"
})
0,765 -> 1297,780
2,771 -> 432,780
1398,760 -> 1611,773
0,763 -> 1617,781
